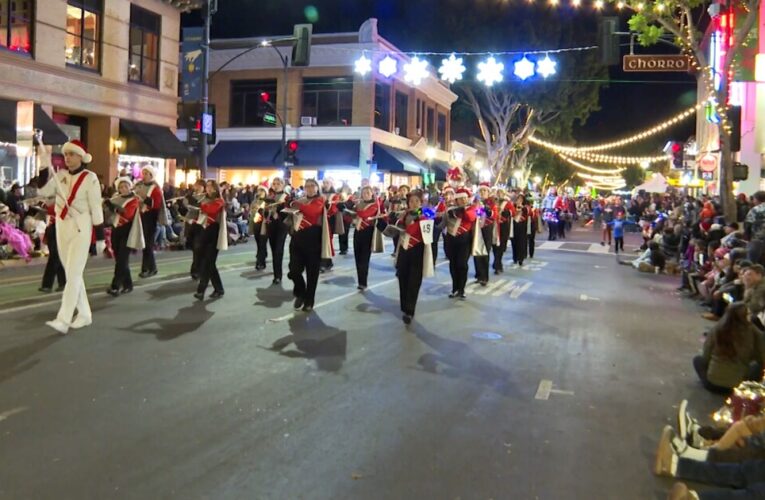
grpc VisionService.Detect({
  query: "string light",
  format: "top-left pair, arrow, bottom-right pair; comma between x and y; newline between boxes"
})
438,53 -> 466,84
378,56 -> 398,78
558,155 -> 625,174
403,56 -> 429,85
354,54 -> 372,76
536,54 -> 557,78
528,104 -> 700,154
513,56 -> 536,80
478,56 -> 505,86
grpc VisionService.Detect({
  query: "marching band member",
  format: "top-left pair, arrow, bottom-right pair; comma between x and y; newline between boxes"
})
527,199 -> 540,259
193,180 -> 227,300
473,183 -> 496,286
320,178 -> 342,273
386,185 -> 409,256
251,185 -> 269,271
347,185 -> 384,290
266,177 -> 290,285
287,179 -> 330,312
133,165 -> 167,278
511,194 -> 531,267
493,189 -> 514,274
444,188 -> 477,299
38,197 -> 66,293
433,186 -> 455,265
104,177 -> 143,296
337,185 -> 354,255
395,189 -> 433,325
185,179 -> 205,280
35,139 -> 106,335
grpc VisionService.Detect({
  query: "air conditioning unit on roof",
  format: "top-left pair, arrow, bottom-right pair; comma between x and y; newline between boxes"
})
301,116 -> 317,126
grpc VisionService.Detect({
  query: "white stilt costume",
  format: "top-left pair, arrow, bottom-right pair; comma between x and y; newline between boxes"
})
37,139 -> 105,335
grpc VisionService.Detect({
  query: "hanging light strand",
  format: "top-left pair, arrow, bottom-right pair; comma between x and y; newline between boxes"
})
557,155 -> 626,175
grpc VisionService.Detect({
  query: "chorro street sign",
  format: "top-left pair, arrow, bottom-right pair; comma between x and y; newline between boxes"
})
623,55 -> 690,72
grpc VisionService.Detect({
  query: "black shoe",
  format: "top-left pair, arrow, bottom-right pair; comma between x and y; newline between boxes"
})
339,251 -> 348,255
121,287 -> 133,294
479,281 -> 488,287
402,314 -> 412,325
494,269 -> 500,275
357,285 -> 367,291
146,269 -> 158,278
294,297 -> 304,310
191,274 -> 199,281
55,285 -> 65,292
272,278 -> 281,285
193,292 -> 205,300
458,292 -> 466,300
38,287 -> 52,293
210,290 -> 225,298
106,288 -> 120,297
449,291 -> 458,298
302,304 -> 313,312
139,271 -> 148,278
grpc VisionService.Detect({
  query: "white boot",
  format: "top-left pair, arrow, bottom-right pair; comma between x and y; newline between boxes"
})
70,315 -> 92,329
46,319 -> 69,335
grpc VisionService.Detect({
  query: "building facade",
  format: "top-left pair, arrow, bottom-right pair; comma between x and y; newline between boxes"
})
201,18 -> 460,190
0,0 -> 190,189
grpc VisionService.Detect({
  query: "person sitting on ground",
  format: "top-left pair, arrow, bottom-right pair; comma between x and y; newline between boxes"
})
692,302 -> 765,393
618,241 -> 666,272
702,249 -> 749,321
655,402 -> 765,499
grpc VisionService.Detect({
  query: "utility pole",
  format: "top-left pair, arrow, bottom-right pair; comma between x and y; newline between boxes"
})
200,0 -> 217,179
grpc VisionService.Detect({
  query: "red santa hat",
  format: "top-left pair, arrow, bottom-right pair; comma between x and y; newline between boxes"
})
478,182 -> 491,188
114,176 -> 133,190
141,165 -> 158,180
61,140 -> 92,164
454,188 -> 472,200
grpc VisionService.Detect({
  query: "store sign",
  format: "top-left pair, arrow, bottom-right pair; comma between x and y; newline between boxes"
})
623,55 -> 690,72
701,171 -> 715,181
698,154 -> 718,173
181,28 -> 204,102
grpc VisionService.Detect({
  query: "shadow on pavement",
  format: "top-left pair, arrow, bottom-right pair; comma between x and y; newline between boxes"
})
253,285 -> 292,309
143,279 -> 197,301
122,302 -> 214,341
267,313 -> 347,372
0,334 -> 62,384
321,275 -> 355,287
411,324 -> 522,400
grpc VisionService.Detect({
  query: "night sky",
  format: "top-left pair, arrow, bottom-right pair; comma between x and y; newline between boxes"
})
185,0 -> 697,152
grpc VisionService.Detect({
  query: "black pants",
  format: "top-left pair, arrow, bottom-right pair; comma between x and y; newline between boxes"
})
197,223 -> 223,294
512,225 -> 528,265
557,219 -> 566,239
493,221 -> 510,272
289,226 -> 322,307
677,458 -> 765,499
338,219 -> 351,254
445,232 -> 471,294
267,219 -> 289,280
41,224 -> 66,289
614,236 -> 624,253
397,244 -> 424,317
354,226 -> 373,287
253,222 -> 268,268
473,225 -> 492,283
432,229 -> 442,265
187,223 -> 201,277
141,211 -> 158,273
547,217 -> 557,241
528,235 -> 536,259
110,224 -> 133,291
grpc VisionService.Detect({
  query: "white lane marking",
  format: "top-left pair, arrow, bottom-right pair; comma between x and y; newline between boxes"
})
508,281 -> 533,299
268,260 -> 450,322
0,406 -> 28,422
550,389 -> 575,396
579,294 -> 601,302
535,380 -> 553,400
472,279 -> 507,296
493,279 -> 518,295
538,241 -> 564,249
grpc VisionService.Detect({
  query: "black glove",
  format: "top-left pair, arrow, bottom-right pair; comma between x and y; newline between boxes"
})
501,210 -> 511,217
144,197 -> 153,208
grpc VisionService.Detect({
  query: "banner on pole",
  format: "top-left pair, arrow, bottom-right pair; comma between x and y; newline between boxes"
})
181,27 -> 205,102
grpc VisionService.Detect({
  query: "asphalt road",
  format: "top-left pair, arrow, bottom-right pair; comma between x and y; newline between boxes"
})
0,233 -> 723,499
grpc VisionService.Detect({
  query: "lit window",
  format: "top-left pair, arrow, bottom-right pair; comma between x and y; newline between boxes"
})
0,0 -> 33,54
128,5 -> 160,87
66,1 -> 101,69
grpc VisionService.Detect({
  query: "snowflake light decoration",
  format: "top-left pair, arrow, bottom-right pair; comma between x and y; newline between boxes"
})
354,54 -> 372,76
513,56 -> 536,80
536,55 -> 557,79
378,56 -> 398,78
476,56 -> 504,87
438,53 -> 466,84
404,56 -> 430,86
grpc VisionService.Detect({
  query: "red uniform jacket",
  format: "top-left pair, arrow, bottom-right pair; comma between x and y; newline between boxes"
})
456,205 -> 477,236
397,212 -> 424,250
295,196 -> 326,230
199,198 -> 225,228
355,201 -> 381,230
115,197 -> 139,227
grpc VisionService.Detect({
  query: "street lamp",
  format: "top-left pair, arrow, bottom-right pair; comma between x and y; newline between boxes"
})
533,175 -> 542,184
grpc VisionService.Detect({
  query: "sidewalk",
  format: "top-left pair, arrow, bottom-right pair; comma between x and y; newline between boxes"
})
540,220 -> 643,253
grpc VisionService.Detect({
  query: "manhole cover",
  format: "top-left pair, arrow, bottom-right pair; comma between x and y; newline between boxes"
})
472,332 -> 503,341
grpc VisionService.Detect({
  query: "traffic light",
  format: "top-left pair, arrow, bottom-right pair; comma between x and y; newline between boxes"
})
292,24 -> 312,67
285,140 -> 298,166
670,141 -> 684,169
598,17 -> 619,66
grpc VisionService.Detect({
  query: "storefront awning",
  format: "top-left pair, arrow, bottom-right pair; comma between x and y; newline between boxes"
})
431,159 -> 450,181
0,100 -> 68,144
119,120 -> 190,159
34,105 -> 69,145
208,140 -> 360,168
373,143 -> 427,174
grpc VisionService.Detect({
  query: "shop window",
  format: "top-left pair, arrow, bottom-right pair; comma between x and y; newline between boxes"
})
230,80 -> 277,127
66,1 -> 101,70
437,112 -> 447,149
415,98 -> 422,134
301,77 -> 353,126
394,91 -> 408,136
128,5 -> 160,87
426,107 -> 435,143
374,82 -> 391,132
0,0 -> 33,54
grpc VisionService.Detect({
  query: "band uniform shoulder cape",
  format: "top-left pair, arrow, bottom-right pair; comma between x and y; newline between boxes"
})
394,212 -> 435,279
134,182 -> 169,226
349,200 -> 385,254
284,197 -> 332,260
110,194 -> 145,250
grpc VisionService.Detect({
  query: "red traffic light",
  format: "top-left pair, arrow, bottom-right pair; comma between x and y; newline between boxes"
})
671,142 -> 682,153
287,140 -> 298,152
260,92 -> 270,103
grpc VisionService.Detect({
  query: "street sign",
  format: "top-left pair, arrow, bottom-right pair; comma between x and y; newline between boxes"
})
201,113 -> 213,135
181,28 -> 204,102
623,55 -> 690,72
263,113 -> 277,125
698,154 -> 718,173
701,171 -> 715,181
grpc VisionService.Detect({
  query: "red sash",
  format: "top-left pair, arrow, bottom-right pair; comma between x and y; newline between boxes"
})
60,172 -> 88,220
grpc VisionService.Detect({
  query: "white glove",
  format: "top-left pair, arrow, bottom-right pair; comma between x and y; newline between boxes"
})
36,145 -> 51,170
95,240 -> 106,256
